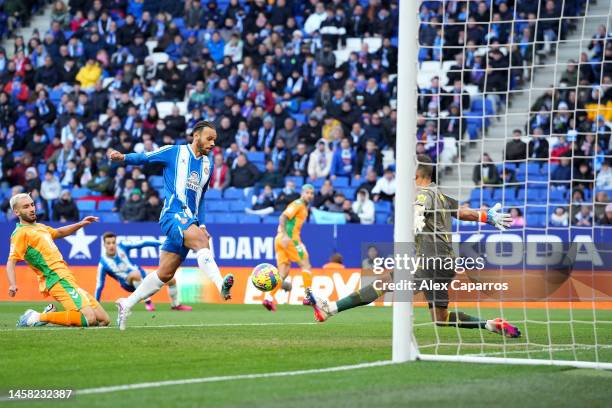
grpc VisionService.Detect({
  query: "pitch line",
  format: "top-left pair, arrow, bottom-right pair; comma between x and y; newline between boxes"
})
74,360 -> 395,396
0,322 -> 317,332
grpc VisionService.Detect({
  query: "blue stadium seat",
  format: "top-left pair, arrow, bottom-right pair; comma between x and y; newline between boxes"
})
204,214 -> 217,223
286,176 -> 304,188
253,161 -> 266,172
312,178 -> 326,189
340,187 -> 356,198
206,201 -> 226,212
101,212 -> 121,222
71,188 -> 90,199
246,151 -> 265,163
240,214 -> 261,223
215,213 -> 238,223
206,189 -> 222,200
98,200 -> 115,211
229,201 -> 248,212
76,200 -> 96,211
150,176 -> 164,189
300,100 -> 314,113
292,113 -> 306,124
525,214 -> 545,228
262,216 -> 279,224
375,201 -> 392,213
224,188 -> 244,200
549,190 -> 567,204
333,177 -> 350,188
526,189 -> 545,203
526,205 -> 546,215
375,212 -> 390,224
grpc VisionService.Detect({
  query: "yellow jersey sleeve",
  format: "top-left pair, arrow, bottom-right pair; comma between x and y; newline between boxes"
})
283,202 -> 299,220
8,229 -> 28,262
43,225 -> 60,239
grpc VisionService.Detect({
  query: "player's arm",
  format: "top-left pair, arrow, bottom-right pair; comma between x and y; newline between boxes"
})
6,258 -> 17,297
7,231 -> 27,296
94,263 -> 107,301
118,239 -> 163,251
457,203 -> 512,230
107,145 -> 174,165
278,204 -> 297,247
54,216 -> 98,239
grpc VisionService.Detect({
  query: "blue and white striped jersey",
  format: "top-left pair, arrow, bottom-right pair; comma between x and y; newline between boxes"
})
124,145 -> 214,224
96,239 -> 161,300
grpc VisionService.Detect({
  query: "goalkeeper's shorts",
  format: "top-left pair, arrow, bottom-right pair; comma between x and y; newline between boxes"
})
414,267 -> 455,309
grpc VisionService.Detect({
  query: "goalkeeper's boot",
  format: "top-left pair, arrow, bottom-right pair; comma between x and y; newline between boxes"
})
221,274 -> 234,300
145,300 -> 155,312
17,309 -> 40,327
115,298 -> 132,331
171,304 -> 193,311
487,318 -> 521,338
262,299 -> 276,312
304,289 -> 325,322
33,304 -> 57,326
312,296 -> 333,322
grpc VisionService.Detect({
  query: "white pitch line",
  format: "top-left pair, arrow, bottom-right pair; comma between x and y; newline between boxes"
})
74,360 -> 395,396
468,344 -> 612,358
0,322 -> 316,332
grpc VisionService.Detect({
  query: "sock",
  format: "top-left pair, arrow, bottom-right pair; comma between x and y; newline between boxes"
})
445,311 -> 486,329
301,269 -> 312,291
125,272 -> 164,309
196,248 -> 224,292
40,311 -> 87,327
133,279 -> 152,304
336,284 -> 383,313
265,283 -> 281,302
167,284 -> 179,307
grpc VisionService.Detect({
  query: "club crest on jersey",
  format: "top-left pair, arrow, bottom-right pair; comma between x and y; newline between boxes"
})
186,171 -> 201,191
203,163 -> 210,176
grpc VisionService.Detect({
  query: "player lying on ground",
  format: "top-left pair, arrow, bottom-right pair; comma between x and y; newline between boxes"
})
313,156 -> 521,338
263,184 -> 318,312
6,193 -> 110,327
108,120 -> 234,330
98,232 -> 192,311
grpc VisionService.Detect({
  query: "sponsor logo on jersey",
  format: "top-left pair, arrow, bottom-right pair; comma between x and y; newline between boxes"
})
186,171 -> 201,191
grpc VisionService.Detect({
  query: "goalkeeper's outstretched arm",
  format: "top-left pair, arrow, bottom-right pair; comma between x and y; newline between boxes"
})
457,203 -> 512,231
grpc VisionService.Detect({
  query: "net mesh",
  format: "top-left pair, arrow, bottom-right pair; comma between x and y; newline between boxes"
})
413,0 -> 612,366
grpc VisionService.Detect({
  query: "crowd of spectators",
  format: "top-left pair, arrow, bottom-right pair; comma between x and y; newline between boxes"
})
0,0 -> 401,224
456,0 -> 612,228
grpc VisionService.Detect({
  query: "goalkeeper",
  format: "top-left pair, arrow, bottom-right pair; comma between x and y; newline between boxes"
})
312,155 -> 521,338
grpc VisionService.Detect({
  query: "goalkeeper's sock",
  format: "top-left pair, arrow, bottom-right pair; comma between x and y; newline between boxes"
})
40,311 -> 88,327
445,311 -> 486,329
336,284 -> 384,313
167,284 -> 179,307
125,271 -> 165,309
196,248 -> 224,293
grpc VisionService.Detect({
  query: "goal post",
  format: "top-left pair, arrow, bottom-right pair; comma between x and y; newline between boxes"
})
393,0 -> 612,370
392,0 -> 420,363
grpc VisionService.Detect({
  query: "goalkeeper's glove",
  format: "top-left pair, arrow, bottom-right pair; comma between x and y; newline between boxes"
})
414,204 -> 426,234
482,203 -> 512,231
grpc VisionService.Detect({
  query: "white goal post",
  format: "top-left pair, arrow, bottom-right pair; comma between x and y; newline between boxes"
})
394,0 -> 612,370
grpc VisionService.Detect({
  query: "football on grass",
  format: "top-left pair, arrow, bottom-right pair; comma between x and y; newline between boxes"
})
251,263 -> 280,292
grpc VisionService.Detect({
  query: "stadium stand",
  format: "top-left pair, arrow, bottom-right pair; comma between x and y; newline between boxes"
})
0,0 -> 400,224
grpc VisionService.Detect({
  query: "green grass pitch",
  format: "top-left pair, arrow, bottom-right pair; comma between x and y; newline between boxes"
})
1,302 -> 611,407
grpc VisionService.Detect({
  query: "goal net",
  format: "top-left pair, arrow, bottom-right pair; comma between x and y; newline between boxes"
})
398,0 -> 612,369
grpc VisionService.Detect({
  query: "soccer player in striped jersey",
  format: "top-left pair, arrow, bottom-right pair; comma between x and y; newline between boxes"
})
108,120 -> 234,330
97,232 -> 192,311
6,193 -> 110,327
313,156 -> 521,338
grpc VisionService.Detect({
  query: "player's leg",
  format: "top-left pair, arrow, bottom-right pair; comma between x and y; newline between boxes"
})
126,269 -> 155,311
313,272 -> 392,322
183,224 -> 234,300
166,277 -> 192,311
295,242 -> 313,299
263,262 -> 290,311
19,279 -> 100,327
426,284 -> 521,338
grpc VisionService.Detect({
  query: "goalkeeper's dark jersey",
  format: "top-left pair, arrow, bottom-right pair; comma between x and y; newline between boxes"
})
415,182 -> 459,257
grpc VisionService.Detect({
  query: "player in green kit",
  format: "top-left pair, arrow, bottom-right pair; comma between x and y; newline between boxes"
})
313,156 -> 521,338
